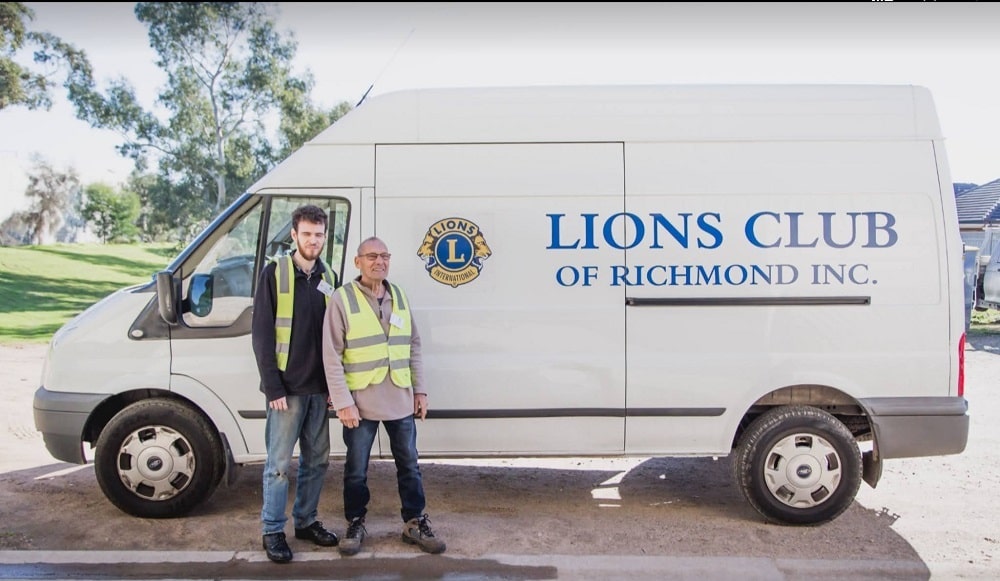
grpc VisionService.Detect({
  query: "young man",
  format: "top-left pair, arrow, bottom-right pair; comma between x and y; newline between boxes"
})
323,236 -> 446,556
251,204 -> 339,563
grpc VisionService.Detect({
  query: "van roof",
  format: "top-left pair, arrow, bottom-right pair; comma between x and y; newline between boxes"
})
312,84 -> 942,144
249,84 -> 943,193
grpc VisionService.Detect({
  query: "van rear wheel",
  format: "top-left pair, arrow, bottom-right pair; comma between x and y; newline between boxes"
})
734,405 -> 862,525
95,399 -> 223,518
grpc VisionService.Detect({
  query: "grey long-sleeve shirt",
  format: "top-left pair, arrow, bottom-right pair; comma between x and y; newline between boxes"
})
322,278 -> 425,421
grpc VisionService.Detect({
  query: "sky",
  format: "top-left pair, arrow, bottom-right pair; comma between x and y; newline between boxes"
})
2,2 -> 999,221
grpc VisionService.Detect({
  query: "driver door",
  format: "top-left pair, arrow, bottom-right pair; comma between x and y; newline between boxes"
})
169,192 -> 354,460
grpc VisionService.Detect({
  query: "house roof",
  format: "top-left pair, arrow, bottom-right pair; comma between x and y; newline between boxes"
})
956,178 -> 1000,226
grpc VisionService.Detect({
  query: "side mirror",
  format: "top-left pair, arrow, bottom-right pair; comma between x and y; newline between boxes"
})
189,273 -> 214,318
155,270 -> 178,326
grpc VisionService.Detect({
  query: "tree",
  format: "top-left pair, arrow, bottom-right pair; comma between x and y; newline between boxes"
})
21,156 -> 79,245
63,2 -> 350,234
0,2 -> 92,111
80,183 -> 140,243
0,210 -> 32,246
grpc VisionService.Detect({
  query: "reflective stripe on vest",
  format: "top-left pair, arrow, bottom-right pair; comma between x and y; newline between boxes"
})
338,281 -> 412,390
274,254 -> 334,371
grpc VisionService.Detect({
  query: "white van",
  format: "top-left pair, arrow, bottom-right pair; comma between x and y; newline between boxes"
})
33,85 -> 969,526
973,225 -> 1000,310
979,228 -> 1000,309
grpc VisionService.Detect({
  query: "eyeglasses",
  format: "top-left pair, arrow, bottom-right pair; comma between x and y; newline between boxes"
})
361,253 -> 392,261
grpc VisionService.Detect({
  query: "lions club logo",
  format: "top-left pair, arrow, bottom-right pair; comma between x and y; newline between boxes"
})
417,218 -> 492,287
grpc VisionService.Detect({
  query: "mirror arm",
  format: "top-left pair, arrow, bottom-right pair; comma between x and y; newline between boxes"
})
155,270 -> 179,326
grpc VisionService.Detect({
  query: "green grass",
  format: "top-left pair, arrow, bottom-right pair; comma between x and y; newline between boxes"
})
0,243 -> 175,344
970,308 -> 1000,335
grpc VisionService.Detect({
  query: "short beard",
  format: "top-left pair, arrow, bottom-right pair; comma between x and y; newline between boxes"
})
296,244 -> 320,261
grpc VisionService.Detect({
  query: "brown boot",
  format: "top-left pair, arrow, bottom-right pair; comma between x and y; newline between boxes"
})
402,514 -> 446,554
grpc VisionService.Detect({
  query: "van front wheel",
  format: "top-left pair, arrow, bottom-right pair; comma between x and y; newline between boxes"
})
734,406 -> 862,525
95,399 -> 224,518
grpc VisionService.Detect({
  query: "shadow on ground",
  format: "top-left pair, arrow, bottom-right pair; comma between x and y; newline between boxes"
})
967,330 -> 1000,355
0,455 -> 926,575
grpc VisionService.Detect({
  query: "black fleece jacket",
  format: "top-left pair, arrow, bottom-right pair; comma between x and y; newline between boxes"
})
251,256 -> 331,403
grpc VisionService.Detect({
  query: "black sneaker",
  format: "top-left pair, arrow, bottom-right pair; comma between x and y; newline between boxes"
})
262,532 -> 292,563
402,514 -> 446,554
294,521 -> 339,546
338,517 -> 367,556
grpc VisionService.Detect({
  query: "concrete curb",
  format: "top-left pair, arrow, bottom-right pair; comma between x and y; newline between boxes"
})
0,551 -> 931,580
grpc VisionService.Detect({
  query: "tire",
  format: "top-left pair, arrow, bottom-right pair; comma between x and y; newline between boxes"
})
733,405 -> 862,525
94,399 -> 224,518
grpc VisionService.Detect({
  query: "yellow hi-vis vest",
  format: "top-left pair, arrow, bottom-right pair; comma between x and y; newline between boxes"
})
274,254 -> 335,371
338,281 -> 412,390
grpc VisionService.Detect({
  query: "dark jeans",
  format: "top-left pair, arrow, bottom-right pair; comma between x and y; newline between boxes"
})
343,415 -> 426,522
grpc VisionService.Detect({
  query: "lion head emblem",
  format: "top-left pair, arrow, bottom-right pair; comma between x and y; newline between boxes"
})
416,217 -> 492,288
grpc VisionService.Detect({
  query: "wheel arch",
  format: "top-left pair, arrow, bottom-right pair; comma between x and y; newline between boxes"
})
731,384 -> 872,447
82,389 -> 235,470
731,384 -> 882,489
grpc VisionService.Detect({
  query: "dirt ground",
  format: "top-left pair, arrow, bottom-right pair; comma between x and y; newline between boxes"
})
1,339 -> 998,576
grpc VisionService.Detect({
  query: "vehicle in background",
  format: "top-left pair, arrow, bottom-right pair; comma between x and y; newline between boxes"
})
964,245 -> 979,329
973,226 -> 1000,311
980,238 -> 1000,310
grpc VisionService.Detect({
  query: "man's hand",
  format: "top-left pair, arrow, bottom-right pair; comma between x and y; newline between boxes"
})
414,393 -> 428,421
337,404 -> 361,429
269,396 -> 288,411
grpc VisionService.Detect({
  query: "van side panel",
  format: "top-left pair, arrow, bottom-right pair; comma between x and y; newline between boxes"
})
41,290 -> 172,397
623,140 -> 950,454
169,373 -> 250,458
169,335 -> 264,459
374,143 -> 627,455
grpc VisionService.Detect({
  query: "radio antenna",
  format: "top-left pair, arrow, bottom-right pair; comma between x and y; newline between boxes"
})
356,28 -> 415,107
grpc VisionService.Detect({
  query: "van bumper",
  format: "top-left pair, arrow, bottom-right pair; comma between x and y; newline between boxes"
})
860,396 -> 969,459
32,386 -> 106,465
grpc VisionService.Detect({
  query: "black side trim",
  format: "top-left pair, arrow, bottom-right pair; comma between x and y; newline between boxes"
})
626,408 -> 725,417
128,295 -> 171,340
428,408 -> 624,419
240,410 -> 336,420
238,407 -> 726,420
626,296 -> 871,307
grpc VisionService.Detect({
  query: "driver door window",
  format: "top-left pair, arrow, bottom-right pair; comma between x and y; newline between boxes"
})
265,197 -> 349,281
181,203 -> 262,328
180,196 -> 350,328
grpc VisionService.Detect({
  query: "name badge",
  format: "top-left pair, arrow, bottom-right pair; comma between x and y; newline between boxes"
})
389,313 -> 404,328
317,280 -> 334,297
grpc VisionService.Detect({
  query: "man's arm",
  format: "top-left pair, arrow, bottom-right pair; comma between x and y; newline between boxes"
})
322,293 -> 363,427
409,310 -> 428,419
322,294 -> 354,410
251,262 -> 286,403
409,312 -> 425,396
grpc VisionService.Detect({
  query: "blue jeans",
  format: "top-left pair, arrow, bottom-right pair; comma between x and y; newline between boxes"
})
343,415 -> 426,522
261,393 -> 331,535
